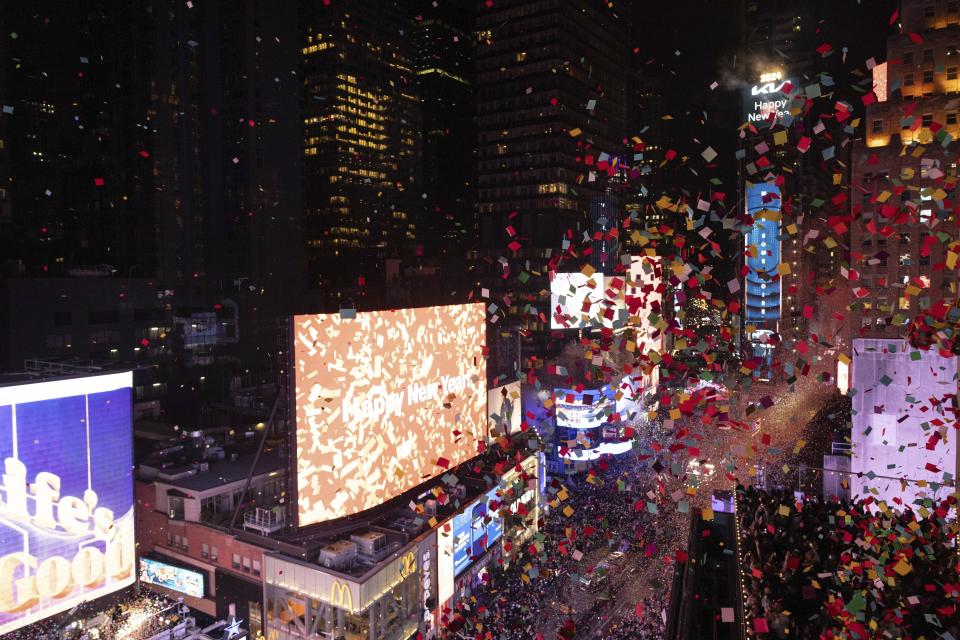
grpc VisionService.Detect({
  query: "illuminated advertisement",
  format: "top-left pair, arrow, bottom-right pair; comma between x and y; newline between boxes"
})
139,557 -> 205,598
550,272 -> 604,330
744,182 -> 782,326
452,492 -> 504,578
481,488 -> 503,549
294,304 -> 486,525
437,523 -> 454,606
487,381 -> 521,438
850,339 -> 957,512
554,387 -> 614,430
451,510 -> 473,576
743,70 -> 795,123
0,373 -> 135,635
626,255 -> 663,341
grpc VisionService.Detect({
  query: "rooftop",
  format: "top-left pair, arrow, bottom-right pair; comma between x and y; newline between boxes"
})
153,449 -> 283,492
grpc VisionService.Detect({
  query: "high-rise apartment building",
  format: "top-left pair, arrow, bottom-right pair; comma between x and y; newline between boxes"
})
300,0 -> 422,300
473,0 -> 628,369
849,0 -> 960,345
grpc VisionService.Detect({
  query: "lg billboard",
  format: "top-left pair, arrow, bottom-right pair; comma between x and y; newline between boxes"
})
0,373 -> 135,635
293,304 -> 487,525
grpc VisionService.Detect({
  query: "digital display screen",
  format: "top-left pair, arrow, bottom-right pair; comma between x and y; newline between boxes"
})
437,523 -> 454,605
139,557 -> 205,598
294,304 -> 487,526
0,373 -> 135,635
481,488 -> 503,549
487,381 -> 521,438
452,510 -> 473,576
550,272 -> 604,329
744,183 -> 782,325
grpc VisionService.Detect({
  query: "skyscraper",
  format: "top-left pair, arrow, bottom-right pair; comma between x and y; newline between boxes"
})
849,0 -> 960,345
300,0 -> 422,302
410,0 -> 475,256
0,1 -> 303,373
473,0 -> 628,368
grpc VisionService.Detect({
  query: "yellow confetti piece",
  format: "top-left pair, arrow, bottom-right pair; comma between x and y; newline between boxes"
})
568,127 -> 582,137
893,559 -> 912,576
562,505 -> 574,517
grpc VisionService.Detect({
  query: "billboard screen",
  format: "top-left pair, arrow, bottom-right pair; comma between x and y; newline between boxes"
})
479,489 -> 503,550
742,71 -> 795,123
294,304 -> 487,526
626,256 -> 663,342
139,557 -> 205,598
850,339 -> 957,512
554,387 -> 614,430
550,272 -> 604,329
0,373 -> 135,635
451,510 -> 473,576
744,183 -> 782,326
452,491 -> 504,578
488,382 -> 521,438
437,523 -> 454,606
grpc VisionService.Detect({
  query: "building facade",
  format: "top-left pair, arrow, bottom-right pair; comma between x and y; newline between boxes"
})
300,0 -> 422,301
848,0 -> 960,345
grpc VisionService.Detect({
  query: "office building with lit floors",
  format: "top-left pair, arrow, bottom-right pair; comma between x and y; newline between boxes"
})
299,0 -> 422,302
848,0 -> 960,346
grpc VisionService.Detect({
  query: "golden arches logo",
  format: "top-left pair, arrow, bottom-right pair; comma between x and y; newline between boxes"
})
400,552 -> 416,579
329,581 -> 353,611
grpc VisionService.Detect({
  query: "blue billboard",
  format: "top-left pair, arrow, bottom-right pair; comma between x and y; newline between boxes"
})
140,557 -> 205,598
744,183 -> 782,325
453,490 -> 505,577
452,510 -> 473,576
0,373 -> 135,635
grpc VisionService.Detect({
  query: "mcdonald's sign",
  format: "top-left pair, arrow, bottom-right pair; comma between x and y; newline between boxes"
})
329,581 -> 354,611
400,552 -> 417,579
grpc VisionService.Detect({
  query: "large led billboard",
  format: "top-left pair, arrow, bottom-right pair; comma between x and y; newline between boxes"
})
452,492 -> 504,578
451,510 -> 473,576
742,71 -> 795,124
0,373 -> 135,635
139,557 -> 205,598
744,182 -> 782,326
437,523 -> 454,606
850,339 -> 957,512
626,255 -> 663,341
550,272 -> 604,330
487,382 -> 521,438
554,387 -> 614,430
294,304 -> 487,525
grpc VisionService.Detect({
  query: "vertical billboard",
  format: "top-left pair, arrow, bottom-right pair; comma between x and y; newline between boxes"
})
436,523 -> 454,607
487,381 -> 521,438
744,182 -> 782,326
850,339 -> 957,511
0,373 -> 135,635
294,304 -> 487,525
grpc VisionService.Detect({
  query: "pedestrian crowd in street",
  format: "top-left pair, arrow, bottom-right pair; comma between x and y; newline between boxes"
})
738,485 -> 959,640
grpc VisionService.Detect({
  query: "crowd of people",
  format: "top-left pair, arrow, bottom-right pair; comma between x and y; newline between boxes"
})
10,593 -> 183,640
737,485 -> 960,640
442,452 -> 672,639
